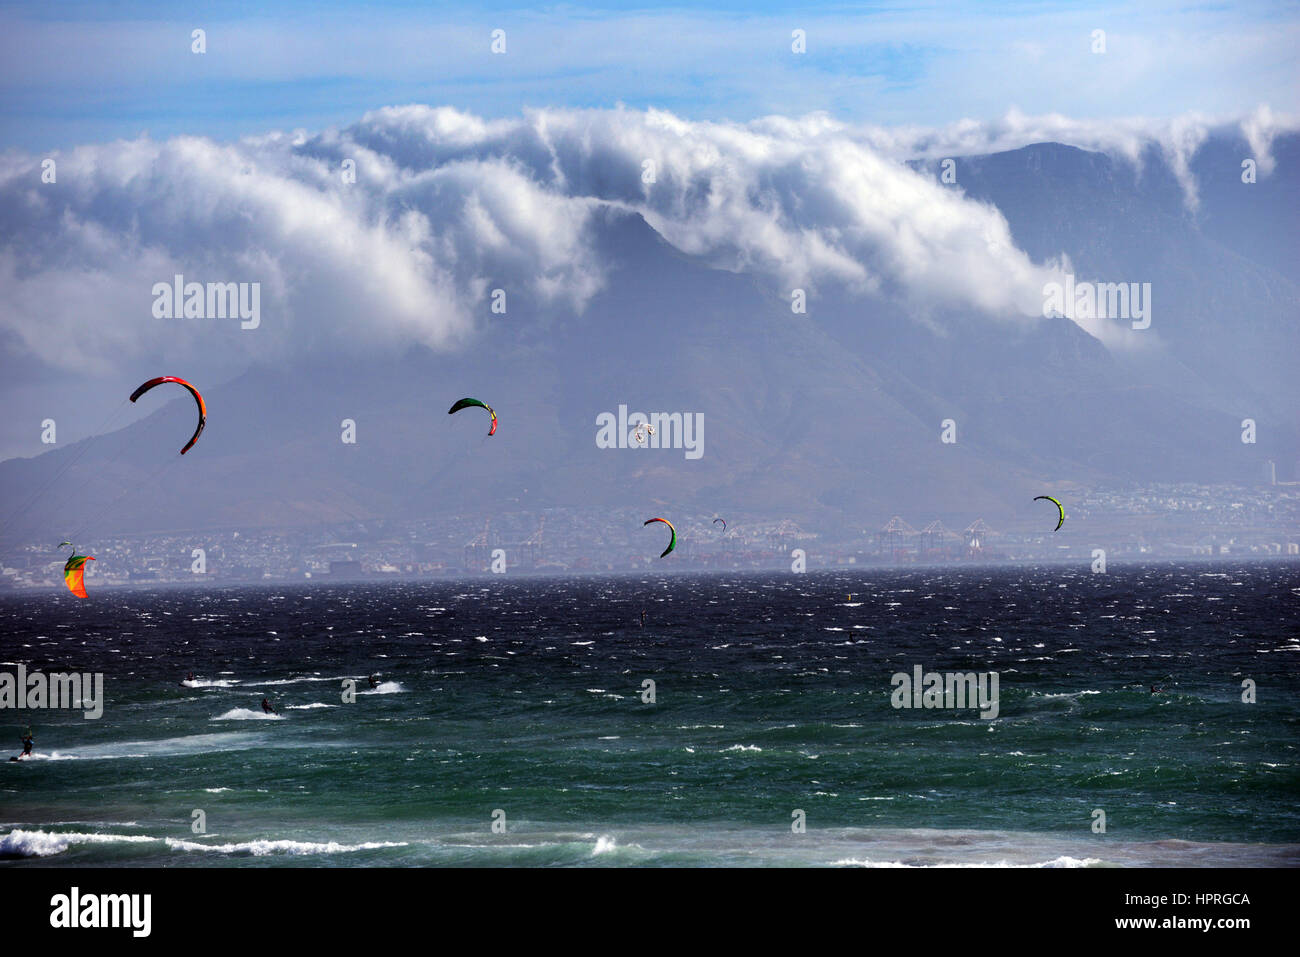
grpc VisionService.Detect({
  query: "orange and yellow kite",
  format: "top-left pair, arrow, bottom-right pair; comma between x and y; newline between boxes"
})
59,543 -> 95,598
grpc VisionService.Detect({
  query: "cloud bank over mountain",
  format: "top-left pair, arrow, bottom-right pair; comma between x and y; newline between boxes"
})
2,106 -> 1296,537
6,105 -> 1288,380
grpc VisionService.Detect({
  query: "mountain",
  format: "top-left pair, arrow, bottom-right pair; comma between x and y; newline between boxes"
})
949,138 -> 1300,414
1,135 -> 1296,544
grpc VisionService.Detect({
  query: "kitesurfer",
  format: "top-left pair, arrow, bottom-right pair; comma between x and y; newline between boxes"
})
261,697 -> 277,715
367,675 -> 380,689
19,728 -> 33,758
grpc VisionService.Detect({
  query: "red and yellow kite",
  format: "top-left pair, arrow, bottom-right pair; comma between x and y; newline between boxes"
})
61,546 -> 95,598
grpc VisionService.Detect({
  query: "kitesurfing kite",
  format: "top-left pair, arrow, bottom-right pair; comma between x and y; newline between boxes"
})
1034,495 -> 1065,531
713,518 -> 726,531
643,517 -> 677,558
60,543 -> 95,598
448,398 -> 497,436
129,376 -> 207,454
633,424 -> 656,445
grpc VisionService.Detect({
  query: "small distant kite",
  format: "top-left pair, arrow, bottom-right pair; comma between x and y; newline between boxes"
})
633,423 -> 656,445
60,543 -> 95,598
130,376 -> 207,454
1034,495 -> 1065,531
448,397 -> 497,436
643,517 -> 677,558
713,517 -> 726,531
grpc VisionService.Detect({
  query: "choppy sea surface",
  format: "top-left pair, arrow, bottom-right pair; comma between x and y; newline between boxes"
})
2,561 -> 1298,867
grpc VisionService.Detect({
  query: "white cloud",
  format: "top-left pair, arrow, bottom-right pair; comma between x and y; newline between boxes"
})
827,105 -> 1298,208
0,125 -> 605,371
4,104 -> 1288,373
1241,103 -> 1286,177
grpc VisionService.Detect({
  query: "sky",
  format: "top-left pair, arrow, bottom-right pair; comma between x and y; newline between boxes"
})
1,1 -> 1297,149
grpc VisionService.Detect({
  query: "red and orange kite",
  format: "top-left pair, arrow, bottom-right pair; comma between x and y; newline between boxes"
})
130,376 -> 207,454
59,543 -> 95,598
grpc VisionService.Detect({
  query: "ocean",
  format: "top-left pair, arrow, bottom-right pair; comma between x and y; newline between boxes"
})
2,561 -> 1298,867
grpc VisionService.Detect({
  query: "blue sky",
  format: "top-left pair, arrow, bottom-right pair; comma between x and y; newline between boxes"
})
2,0 -> 1296,149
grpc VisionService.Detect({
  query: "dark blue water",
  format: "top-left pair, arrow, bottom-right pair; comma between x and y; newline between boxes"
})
2,561 -> 1298,866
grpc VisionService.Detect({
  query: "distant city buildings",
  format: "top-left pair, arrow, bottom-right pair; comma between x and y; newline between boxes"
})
1,482 -> 1297,590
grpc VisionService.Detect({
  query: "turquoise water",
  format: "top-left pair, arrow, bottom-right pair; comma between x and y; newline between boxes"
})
2,562 -> 1298,866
